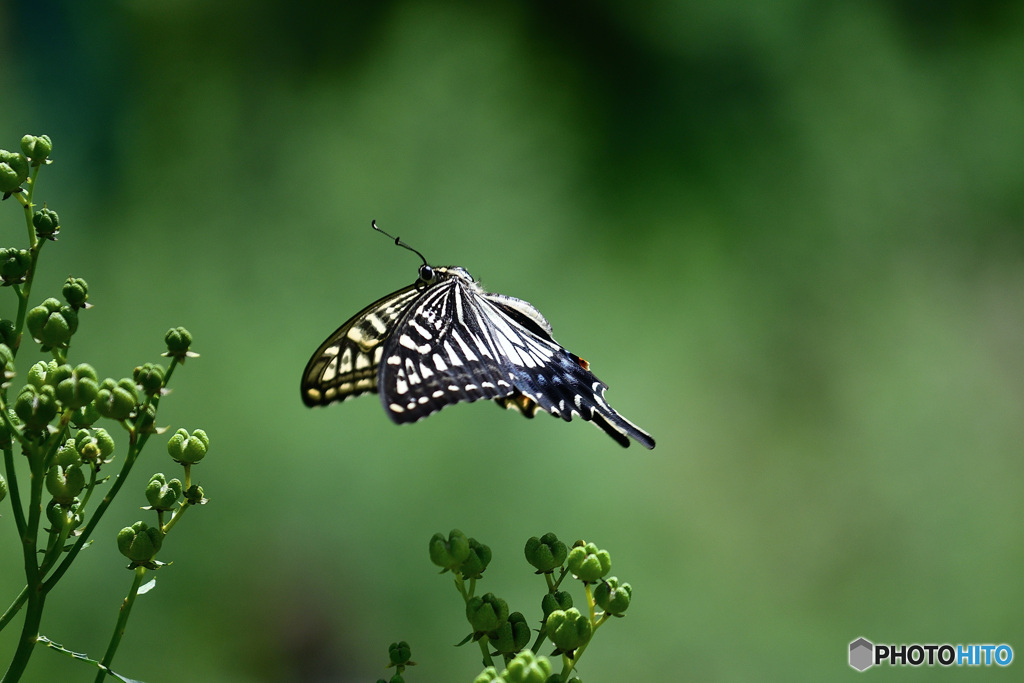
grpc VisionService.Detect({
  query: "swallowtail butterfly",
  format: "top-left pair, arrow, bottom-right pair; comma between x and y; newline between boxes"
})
301,222 -> 655,449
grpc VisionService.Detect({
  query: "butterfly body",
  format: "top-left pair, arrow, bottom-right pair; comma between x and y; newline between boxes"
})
302,245 -> 655,449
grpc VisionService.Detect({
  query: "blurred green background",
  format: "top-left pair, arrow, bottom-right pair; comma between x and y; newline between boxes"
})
2,1 -> 1023,680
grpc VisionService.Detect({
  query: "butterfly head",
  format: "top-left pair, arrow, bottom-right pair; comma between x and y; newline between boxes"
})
417,264 -> 437,285
417,265 -> 475,288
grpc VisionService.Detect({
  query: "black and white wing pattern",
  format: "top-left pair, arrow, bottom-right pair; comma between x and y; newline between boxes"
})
300,285 -> 421,407
302,263 -> 655,449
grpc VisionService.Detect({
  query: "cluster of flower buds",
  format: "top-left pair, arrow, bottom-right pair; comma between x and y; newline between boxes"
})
429,529 -> 493,580
472,649 -> 558,683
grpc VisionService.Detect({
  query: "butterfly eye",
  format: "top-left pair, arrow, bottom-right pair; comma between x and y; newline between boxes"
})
418,264 -> 435,283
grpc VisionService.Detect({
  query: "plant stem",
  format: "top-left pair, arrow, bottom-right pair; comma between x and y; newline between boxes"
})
2,446 -> 27,542
93,566 -> 147,683
161,499 -> 190,534
0,587 -> 28,633
1,584 -> 45,683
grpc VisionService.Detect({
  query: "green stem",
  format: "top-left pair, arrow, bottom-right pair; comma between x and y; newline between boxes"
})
3,418 -> 47,678
0,587 -> 28,632
1,583 -> 45,683
11,237 -> 44,360
75,465 -> 98,516
2,446 -> 27,541
476,638 -> 493,671
560,654 -> 573,681
92,566 -> 146,683
161,357 -> 180,387
452,574 -> 493,669
161,500 -> 190,534
529,568 -> 569,656
38,512 -> 73,577
10,162 -> 46,359
585,583 -> 595,625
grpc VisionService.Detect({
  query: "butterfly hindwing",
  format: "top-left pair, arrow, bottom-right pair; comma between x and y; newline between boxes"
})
479,294 -> 655,449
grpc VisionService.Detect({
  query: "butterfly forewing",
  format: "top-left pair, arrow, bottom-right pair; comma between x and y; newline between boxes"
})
301,285 -> 422,407
379,271 -> 518,421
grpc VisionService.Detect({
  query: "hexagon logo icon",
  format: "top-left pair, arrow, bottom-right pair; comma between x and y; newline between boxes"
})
850,637 -> 874,671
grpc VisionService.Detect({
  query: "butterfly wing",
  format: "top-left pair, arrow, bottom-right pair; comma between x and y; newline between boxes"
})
301,284 -> 423,407
481,293 -> 656,449
378,277 -> 518,421
377,276 -> 655,449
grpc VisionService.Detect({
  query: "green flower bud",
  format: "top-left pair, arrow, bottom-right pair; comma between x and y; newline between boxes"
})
167,428 -> 208,464
566,542 -> 611,583
26,360 -> 57,389
460,537 -> 492,580
594,577 -> 631,616
46,462 -> 86,505
71,402 -> 101,428
95,378 -> 138,420
26,298 -> 78,347
133,362 -> 165,397
388,641 -> 412,666
472,668 -> 501,683
429,529 -> 470,572
14,384 -> 58,429
49,363 -> 72,385
46,499 -> 81,532
54,439 -> 82,467
55,363 -> 99,409
544,608 -> 592,654
20,135 -> 52,165
73,427 -> 116,466
0,342 -> 13,374
184,483 -> 206,505
489,611 -> 530,655
77,438 -> 102,464
32,207 -> 60,241
0,321 -> 15,347
525,533 -> 567,573
0,474 -> 7,503
62,277 -> 88,308
466,593 -> 508,634
145,473 -> 182,510
502,650 -> 552,683
540,590 -> 573,620
0,248 -> 31,286
0,150 -> 29,194
116,521 -> 163,564
164,326 -> 193,357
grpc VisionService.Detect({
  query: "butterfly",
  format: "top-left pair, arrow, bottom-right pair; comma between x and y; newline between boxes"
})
301,222 -> 655,449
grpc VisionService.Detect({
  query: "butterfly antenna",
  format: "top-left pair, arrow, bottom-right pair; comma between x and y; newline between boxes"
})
372,220 -> 428,266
